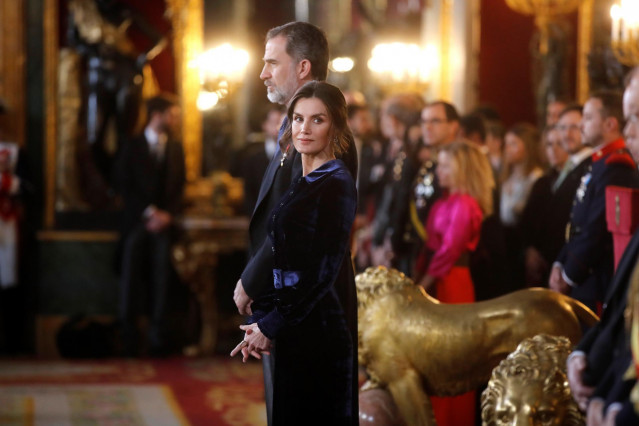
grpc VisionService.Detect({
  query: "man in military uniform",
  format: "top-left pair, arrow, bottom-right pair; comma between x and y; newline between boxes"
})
550,90 -> 639,313
567,68 -> 639,426
410,101 -> 460,265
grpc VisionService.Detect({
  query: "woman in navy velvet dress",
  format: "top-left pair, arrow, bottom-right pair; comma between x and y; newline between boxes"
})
231,81 -> 357,425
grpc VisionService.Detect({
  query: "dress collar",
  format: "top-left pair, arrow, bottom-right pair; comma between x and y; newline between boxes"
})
304,159 -> 344,183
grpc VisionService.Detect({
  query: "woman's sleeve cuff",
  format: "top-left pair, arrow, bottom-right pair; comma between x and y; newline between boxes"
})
257,309 -> 286,340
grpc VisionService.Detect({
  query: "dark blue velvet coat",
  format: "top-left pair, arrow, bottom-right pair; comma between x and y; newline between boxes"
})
250,159 -> 357,425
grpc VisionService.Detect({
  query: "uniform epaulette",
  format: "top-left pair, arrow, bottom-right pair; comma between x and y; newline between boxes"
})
605,150 -> 636,168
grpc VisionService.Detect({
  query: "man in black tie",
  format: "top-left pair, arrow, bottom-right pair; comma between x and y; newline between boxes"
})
232,22 -> 357,425
114,94 -> 186,357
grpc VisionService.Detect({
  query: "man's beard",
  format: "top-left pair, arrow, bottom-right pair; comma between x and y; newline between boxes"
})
267,86 -> 287,104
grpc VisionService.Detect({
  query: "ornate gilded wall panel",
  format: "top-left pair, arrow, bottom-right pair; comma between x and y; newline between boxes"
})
0,0 -> 26,146
166,0 -> 203,183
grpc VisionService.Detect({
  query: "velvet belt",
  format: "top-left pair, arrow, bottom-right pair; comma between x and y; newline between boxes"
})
273,269 -> 301,289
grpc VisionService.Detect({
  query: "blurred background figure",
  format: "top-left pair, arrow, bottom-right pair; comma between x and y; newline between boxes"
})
521,126 -> 569,285
0,99 -> 32,355
415,140 -> 494,426
458,113 -> 486,147
348,103 -> 385,271
231,105 -> 285,216
546,98 -> 569,127
114,94 -> 185,357
370,93 -> 424,274
500,123 -> 544,287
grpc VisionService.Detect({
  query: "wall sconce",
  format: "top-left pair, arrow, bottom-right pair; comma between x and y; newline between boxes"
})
191,43 -> 249,111
610,0 -> 639,66
329,57 -> 355,73
367,43 -> 437,92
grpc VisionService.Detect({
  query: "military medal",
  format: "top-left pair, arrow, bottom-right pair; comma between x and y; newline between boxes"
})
576,171 -> 591,203
414,161 -> 435,209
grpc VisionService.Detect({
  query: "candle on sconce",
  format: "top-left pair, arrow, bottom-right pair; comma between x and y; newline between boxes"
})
611,4 -> 621,43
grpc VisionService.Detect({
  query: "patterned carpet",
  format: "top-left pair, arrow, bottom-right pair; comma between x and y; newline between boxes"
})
0,357 -> 266,426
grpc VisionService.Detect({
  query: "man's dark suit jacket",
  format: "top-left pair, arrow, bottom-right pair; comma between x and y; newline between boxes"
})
576,227 -> 639,421
547,158 -> 592,258
114,133 -> 186,235
238,142 -> 270,216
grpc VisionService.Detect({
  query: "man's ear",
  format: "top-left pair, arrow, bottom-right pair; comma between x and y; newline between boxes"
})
604,116 -> 619,133
297,59 -> 312,81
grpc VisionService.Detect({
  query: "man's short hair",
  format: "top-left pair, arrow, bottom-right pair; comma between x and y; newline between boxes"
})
266,22 -> 329,81
485,120 -> 505,139
146,93 -> 178,118
386,93 -> 425,127
347,104 -> 368,120
460,113 -> 486,141
558,103 -> 583,120
425,100 -> 460,122
472,104 -> 501,122
589,90 -> 625,129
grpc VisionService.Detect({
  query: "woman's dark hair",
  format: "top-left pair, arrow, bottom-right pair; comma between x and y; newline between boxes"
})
282,81 -> 351,156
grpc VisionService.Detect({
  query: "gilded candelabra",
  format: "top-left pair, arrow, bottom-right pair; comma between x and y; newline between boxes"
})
505,0 -> 583,54
610,1 -> 639,66
367,42 -> 435,94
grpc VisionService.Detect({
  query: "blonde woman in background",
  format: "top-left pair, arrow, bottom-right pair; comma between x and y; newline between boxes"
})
414,139 -> 495,426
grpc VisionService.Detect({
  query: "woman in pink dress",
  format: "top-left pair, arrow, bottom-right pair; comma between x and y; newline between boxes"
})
415,140 -> 495,425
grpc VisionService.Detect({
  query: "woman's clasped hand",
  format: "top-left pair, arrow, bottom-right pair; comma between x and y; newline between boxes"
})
230,323 -> 272,363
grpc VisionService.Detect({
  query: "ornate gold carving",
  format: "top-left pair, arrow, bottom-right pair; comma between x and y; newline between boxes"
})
482,334 -> 585,426
37,231 -> 119,242
439,0 -> 453,102
0,0 -> 26,147
165,0 -> 203,182
44,0 -> 59,229
356,266 -> 598,425
577,0 -> 593,103
172,216 -> 248,355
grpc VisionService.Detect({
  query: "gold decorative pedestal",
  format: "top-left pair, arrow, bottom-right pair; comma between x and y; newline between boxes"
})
172,216 -> 248,356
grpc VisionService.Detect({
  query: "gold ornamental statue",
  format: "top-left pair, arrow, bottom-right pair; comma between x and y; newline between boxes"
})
356,266 -> 598,425
481,334 -> 585,425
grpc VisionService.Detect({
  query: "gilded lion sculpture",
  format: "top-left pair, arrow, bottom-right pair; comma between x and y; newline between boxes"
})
481,334 -> 584,426
356,266 -> 599,425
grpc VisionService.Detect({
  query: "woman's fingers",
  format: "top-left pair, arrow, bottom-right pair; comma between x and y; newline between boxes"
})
230,340 -> 248,357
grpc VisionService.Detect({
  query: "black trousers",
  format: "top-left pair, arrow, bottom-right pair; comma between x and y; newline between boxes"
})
262,348 -> 275,425
119,225 -> 172,355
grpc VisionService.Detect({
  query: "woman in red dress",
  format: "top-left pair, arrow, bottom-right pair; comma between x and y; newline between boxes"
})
416,140 -> 495,425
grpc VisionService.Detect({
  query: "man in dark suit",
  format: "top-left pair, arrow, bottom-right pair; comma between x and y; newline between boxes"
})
115,94 -> 186,357
231,22 -> 357,425
568,67 -> 639,426
550,91 -> 639,311
234,106 -> 284,216
527,106 -> 591,282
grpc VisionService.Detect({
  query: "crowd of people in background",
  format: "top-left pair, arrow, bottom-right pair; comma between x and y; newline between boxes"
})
228,61 -> 639,424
